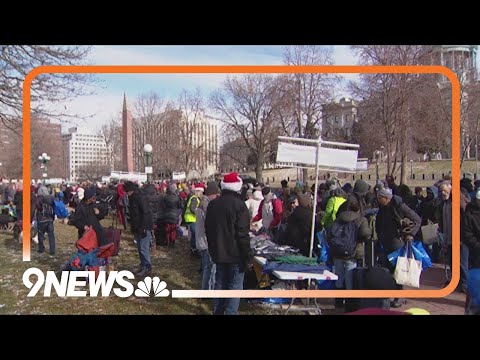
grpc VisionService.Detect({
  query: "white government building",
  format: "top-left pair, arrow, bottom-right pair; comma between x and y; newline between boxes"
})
62,127 -> 109,182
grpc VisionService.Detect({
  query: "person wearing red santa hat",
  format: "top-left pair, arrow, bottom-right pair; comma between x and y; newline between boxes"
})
184,182 -> 205,256
205,172 -> 250,315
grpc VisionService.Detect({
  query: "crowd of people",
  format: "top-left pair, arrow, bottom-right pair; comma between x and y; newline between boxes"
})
0,170 -> 478,315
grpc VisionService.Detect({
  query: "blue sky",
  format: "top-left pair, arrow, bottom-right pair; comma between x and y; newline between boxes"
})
58,45 -> 358,131
57,45 -> 480,132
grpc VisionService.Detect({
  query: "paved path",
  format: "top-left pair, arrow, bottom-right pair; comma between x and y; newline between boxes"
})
277,264 -> 466,315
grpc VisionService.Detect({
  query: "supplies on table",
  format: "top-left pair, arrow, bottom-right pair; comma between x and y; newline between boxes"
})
250,234 -> 299,259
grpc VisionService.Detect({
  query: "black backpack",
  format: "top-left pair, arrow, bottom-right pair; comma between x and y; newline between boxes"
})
39,202 -> 54,221
328,220 -> 357,258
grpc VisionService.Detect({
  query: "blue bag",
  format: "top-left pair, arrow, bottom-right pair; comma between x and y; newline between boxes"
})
388,241 -> 432,269
53,200 -> 69,219
412,241 -> 432,269
316,230 -> 329,263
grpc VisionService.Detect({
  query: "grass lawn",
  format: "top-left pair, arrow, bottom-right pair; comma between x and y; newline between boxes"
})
0,217 -> 284,315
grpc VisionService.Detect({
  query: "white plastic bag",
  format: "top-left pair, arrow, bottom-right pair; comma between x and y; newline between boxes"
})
394,245 -> 422,288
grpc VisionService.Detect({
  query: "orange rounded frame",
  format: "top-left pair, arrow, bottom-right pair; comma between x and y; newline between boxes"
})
22,65 -> 460,299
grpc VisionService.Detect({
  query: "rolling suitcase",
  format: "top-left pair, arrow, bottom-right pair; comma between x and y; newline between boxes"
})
345,240 -> 396,312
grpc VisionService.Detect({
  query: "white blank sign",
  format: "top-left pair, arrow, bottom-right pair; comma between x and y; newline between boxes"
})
276,142 -> 359,171
356,160 -> 369,171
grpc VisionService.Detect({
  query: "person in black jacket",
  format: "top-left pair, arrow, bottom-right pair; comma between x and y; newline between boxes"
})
69,187 -> 107,246
124,181 -> 154,277
376,188 -> 421,308
35,185 -> 57,255
284,194 -> 318,256
142,183 -> 163,249
205,172 -> 250,315
159,184 -> 182,246
459,189 -> 480,294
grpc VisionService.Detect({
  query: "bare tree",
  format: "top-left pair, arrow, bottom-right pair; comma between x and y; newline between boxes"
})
77,163 -> 111,182
350,45 -> 432,184
410,76 -> 452,159
0,46 -> 93,133
210,74 -> 286,181
131,92 -> 181,178
282,46 -> 340,181
219,137 -> 252,173
99,116 -> 123,171
458,82 -> 480,166
1,117 -> 64,179
171,88 -> 213,179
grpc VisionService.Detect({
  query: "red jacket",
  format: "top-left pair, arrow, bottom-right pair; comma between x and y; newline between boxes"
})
252,198 -> 283,229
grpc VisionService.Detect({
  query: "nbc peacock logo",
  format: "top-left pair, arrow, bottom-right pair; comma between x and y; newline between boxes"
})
135,276 -> 170,297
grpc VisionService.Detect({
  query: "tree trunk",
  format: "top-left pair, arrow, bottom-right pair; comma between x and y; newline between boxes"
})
303,168 -> 309,184
386,144 -> 391,177
255,157 -> 263,183
400,158 -> 407,185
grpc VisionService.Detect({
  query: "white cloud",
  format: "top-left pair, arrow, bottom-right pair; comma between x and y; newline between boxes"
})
89,46 -> 171,65
89,46 -> 284,66
50,46 -> 364,132
333,45 -> 356,65
58,91 -> 124,132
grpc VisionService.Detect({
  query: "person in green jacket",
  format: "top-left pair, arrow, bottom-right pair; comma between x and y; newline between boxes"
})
321,188 -> 347,229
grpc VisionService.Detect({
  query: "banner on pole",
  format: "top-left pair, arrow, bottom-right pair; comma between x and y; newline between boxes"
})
356,159 -> 369,171
276,142 -> 359,171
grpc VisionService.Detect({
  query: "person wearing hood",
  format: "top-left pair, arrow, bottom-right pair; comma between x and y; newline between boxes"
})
337,179 -> 370,216
463,189 -> 480,310
252,187 -> 283,239
418,186 -> 441,226
321,188 -> 346,229
35,185 -> 57,255
412,187 -> 425,212
284,194 -> 318,256
69,187 -> 107,246
245,188 -> 263,230
142,183 -> 164,233
328,198 -> 370,308
342,183 -> 353,195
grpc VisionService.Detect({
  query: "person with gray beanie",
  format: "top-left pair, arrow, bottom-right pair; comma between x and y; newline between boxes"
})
376,187 -> 421,308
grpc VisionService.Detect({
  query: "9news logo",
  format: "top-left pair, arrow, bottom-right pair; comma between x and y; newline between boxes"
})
22,268 -> 170,298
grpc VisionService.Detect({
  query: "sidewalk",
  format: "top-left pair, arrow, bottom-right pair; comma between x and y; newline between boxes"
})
402,263 -> 466,315
281,264 -> 467,315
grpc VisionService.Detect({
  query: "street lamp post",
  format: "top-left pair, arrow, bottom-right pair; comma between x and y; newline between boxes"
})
375,150 -> 380,183
38,153 -> 51,184
410,159 -> 414,180
144,144 -> 153,183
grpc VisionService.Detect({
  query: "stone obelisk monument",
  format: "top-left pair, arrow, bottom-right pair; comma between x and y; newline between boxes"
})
122,93 -> 134,173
